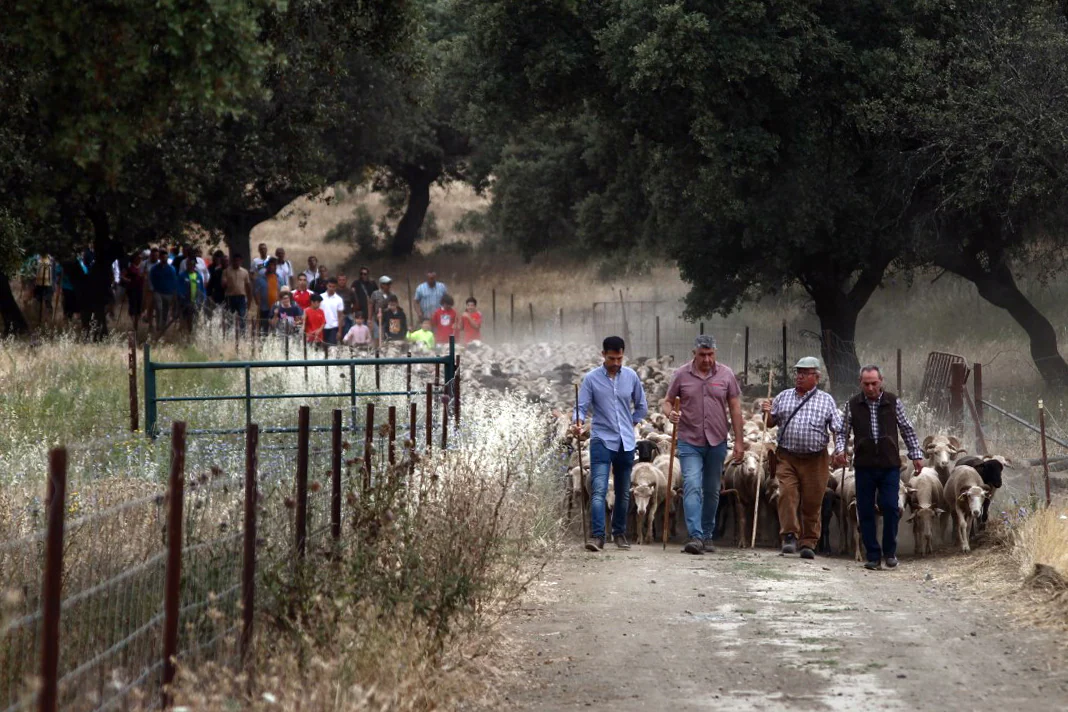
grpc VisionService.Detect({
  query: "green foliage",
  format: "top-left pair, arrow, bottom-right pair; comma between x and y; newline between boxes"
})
324,205 -> 384,258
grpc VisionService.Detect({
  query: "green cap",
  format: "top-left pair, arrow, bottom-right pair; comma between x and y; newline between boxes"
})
794,356 -> 821,370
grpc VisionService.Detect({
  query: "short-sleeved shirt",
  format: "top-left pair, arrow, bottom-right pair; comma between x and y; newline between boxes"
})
770,388 -> 844,454
665,361 -> 741,447
414,281 -> 447,316
272,303 -> 303,333
304,308 -> 325,342
291,289 -> 312,310
431,307 -> 457,344
369,289 -> 391,321
343,323 -> 371,346
320,292 -> 345,329
460,310 -> 482,343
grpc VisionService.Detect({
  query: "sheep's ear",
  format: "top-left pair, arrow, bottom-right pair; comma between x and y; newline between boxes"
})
948,436 -> 962,450
958,487 -> 971,500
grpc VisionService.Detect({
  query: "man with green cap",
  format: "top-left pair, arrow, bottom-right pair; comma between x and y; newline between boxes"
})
760,357 -> 844,559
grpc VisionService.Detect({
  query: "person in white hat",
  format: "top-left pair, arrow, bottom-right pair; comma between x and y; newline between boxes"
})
369,276 -> 393,346
760,357 -> 844,559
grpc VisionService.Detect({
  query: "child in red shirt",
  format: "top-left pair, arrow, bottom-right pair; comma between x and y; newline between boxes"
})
460,296 -> 482,344
431,294 -> 458,345
304,293 -> 326,343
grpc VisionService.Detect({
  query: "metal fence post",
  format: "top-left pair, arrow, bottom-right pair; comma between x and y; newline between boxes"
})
162,422 -> 187,709
897,348 -> 903,397
973,362 -> 983,424
388,406 -> 397,466
363,403 -> 375,492
528,302 -> 535,338
241,423 -> 258,667
491,288 -> 497,339
144,342 -> 157,438
331,409 -> 342,541
1040,400 -> 1052,506
441,389 -> 449,451
244,365 -> 252,428
409,402 -> 417,450
375,348 -> 381,390
655,316 -> 661,360
454,356 -> 461,425
406,349 -> 412,394
445,337 -> 456,385
295,406 -> 309,558
510,293 -> 515,340
349,363 -> 357,433
781,321 -> 788,390
743,326 -> 750,386
39,448 -> 68,712
129,333 -> 139,432
425,383 -> 433,454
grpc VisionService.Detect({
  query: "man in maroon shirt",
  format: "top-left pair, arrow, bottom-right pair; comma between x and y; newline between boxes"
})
663,334 -> 745,554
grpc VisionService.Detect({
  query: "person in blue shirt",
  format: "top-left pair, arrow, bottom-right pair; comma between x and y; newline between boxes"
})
572,335 -> 649,551
149,258 -> 178,334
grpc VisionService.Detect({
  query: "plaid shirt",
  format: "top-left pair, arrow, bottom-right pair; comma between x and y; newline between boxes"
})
836,393 -> 923,461
771,388 -> 843,454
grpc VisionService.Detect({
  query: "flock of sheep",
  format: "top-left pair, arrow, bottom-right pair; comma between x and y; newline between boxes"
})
459,341 -> 1009,559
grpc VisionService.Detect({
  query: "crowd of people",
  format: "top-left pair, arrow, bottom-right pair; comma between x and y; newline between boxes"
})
18,242 -> 483,350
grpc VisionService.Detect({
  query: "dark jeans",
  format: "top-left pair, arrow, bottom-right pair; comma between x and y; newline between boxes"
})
323,327 -> 339,345
226,296 -> 248,335
589,439 -> 635,539
855,466 -> 901,562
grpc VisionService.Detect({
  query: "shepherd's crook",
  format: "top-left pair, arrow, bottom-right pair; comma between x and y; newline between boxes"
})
575,384 -> 588,546
662,397 -> 681,551
751,370 -> 774,548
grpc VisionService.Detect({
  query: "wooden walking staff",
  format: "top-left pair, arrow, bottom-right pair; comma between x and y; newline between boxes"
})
575,384 -> 588,546
662,397 -> 681,551
751,369 -> 774,548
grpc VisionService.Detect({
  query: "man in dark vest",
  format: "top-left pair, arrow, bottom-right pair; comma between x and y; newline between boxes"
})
834,365 -> 925,570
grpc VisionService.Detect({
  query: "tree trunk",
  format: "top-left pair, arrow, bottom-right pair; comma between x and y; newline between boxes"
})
223,213 -> 260,264
948,260 -> 1068,386
812,296 -> 861,399
0,274 -> 29,336
391,168 -> 437,258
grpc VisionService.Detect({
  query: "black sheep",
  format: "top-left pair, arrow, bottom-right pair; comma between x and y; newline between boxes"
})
635,439 -> 658,463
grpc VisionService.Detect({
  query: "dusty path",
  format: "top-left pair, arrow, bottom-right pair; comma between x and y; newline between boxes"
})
487,544 -> 1068,711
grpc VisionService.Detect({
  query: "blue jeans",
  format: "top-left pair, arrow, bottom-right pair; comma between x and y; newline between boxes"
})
855,467 -> 901,562
589,439 -> 634,539
677,441 -> 728,541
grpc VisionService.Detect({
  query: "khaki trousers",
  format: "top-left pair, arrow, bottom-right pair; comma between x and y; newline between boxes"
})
775,450 -> 830,550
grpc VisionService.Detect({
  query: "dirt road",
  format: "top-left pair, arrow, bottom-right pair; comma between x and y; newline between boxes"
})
488,544 -> 1068,711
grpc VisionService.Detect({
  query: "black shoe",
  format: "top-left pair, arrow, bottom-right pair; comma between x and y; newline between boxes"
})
683,538 -> 705,555
703,539 -> 716,554
615,535 -> 631,550
781,534 -> 798,555
585,538 -> 604,552
799,547 -> 815,560
885,556 -> 898,569
864,560 -> 881,571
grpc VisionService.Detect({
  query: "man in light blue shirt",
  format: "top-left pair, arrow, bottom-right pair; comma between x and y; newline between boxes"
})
413,271 -> 448,321
572,335 -> 649,551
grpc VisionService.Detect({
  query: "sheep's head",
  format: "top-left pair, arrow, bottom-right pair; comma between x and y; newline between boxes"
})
923,434 -> 964,474
631,482 -> 656,515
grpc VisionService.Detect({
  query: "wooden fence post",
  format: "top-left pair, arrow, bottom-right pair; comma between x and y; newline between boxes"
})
331,409 -> 342,541
241,424 -> 258,667
406,349 -> 412,394
510,293 -> 515,339
619,290 -> 631,347
128,333 -> 139,432
529,302 -> 535,339
492,288 -> 497,338
973,362 -> 983,423
295,406 -> 309,559
162,422 -> 187,709
948,363 -> 966,435
375,348 -> 381,390
363,403 -> 375,493
559,307 -> 564,340
39,448 -> 68,712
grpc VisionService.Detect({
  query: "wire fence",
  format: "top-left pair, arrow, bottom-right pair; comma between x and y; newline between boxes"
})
1,358 -> 462,712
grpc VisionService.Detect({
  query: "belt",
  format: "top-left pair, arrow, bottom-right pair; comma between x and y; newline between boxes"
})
776,447 -> 825,459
